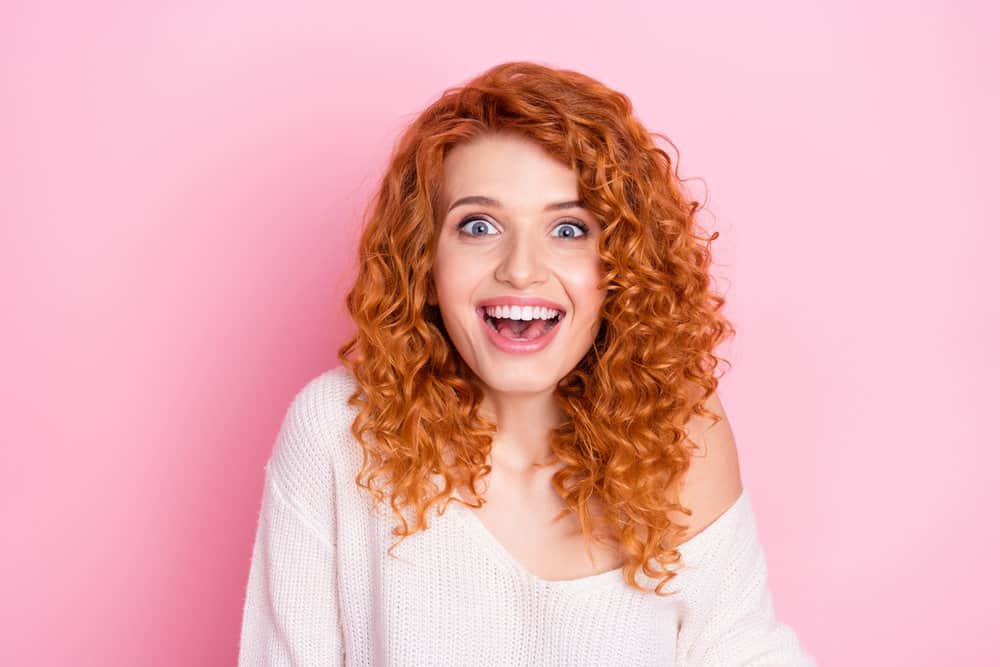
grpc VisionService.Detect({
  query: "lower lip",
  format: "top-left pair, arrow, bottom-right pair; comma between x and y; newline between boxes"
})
477,308 -> 564,354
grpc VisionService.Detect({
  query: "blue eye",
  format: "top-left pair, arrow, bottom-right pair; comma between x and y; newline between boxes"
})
457,217 -> 499,237
552,221 -> 589,239
456,216 -> 590,239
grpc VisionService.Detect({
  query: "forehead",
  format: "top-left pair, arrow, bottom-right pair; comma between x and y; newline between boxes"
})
441,133 -> 579,205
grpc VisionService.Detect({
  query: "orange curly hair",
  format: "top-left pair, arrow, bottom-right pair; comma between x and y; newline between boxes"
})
336,61 -> 735,596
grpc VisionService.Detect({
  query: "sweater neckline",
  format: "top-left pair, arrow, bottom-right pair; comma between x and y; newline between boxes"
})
447,498 -> 625,593
444,486 -> 752,594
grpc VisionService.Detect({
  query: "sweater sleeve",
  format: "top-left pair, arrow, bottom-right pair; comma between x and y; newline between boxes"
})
238,370 -> 348,665
673,490 -> 818,667
238,465 -> 344,666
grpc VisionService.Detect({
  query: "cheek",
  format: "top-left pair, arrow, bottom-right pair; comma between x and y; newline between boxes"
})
431,252 -> 481,304
561,260 -> 605,316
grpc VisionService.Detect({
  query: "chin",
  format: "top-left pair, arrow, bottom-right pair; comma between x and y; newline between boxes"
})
474,367 -> 558,394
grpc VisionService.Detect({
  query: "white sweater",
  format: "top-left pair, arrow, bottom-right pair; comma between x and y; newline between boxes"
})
238,366 -> 817,666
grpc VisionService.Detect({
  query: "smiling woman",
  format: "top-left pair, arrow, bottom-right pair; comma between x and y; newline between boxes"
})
238,61 -> 817,666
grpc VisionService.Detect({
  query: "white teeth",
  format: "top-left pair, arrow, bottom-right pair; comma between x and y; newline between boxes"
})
484,305 -> 561,321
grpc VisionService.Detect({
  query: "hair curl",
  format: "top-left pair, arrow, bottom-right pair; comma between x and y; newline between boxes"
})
336,60 -> 735,596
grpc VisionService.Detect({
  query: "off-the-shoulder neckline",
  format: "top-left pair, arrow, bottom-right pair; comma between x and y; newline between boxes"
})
325,365 -> 751,585
674,487 -> 749,552
448,487 -> 749,593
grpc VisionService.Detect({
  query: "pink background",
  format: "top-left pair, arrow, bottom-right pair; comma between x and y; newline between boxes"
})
3,1 -> 997,665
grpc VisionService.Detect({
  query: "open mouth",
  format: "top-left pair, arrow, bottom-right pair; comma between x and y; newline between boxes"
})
477,307 -> 564,341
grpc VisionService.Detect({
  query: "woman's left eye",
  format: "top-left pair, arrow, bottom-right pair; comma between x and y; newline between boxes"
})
552,221 -> 589,239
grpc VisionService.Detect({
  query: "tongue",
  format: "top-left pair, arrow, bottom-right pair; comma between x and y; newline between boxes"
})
495,318 -> 549,340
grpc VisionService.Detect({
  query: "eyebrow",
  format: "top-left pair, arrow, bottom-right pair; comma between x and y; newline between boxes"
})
446,195 -> 584,214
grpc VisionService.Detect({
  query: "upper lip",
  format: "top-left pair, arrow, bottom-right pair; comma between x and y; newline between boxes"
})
476,296 -> 567,314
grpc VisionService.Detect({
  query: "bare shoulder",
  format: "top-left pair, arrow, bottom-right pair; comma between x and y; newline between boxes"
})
672,389 -> 744,545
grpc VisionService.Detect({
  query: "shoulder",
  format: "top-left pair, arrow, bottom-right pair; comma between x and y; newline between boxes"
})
265,365 -> 361,516
672,389 -> 745,546
277,365 -> 359,443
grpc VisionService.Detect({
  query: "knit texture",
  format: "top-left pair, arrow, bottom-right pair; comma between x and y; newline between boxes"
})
238,366 -> 818,666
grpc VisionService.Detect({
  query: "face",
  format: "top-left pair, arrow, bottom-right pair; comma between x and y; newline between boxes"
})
430,132 -> 606,396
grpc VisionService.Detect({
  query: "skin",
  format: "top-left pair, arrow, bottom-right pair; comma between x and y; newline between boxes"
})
430,130 -> 606,474
428,131 -> 744,580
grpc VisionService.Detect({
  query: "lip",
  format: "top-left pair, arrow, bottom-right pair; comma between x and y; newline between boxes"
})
477,307 -> 563,354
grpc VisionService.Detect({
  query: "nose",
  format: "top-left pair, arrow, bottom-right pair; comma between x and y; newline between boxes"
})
493,229 -> 548,288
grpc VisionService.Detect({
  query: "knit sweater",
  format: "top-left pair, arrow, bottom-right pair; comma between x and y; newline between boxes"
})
238,366 -> 817,666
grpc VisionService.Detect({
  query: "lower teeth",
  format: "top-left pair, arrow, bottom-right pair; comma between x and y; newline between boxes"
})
485,316 -> 559,338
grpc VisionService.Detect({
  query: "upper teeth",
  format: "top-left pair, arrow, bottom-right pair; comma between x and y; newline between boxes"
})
484,305 -> 561,321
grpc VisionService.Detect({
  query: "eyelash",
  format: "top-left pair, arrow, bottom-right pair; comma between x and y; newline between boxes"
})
455,215 -> 590,239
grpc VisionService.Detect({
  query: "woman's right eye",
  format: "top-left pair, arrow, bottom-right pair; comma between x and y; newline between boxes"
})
456,216 -> 499,237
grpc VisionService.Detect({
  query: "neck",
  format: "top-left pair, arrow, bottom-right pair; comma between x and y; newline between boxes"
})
475,381 -> 566,472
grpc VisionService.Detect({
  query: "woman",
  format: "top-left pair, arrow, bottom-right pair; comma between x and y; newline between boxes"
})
238,61 -> 817,666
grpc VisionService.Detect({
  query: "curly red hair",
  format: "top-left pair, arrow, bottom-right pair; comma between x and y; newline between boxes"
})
336,61 -> 735,596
